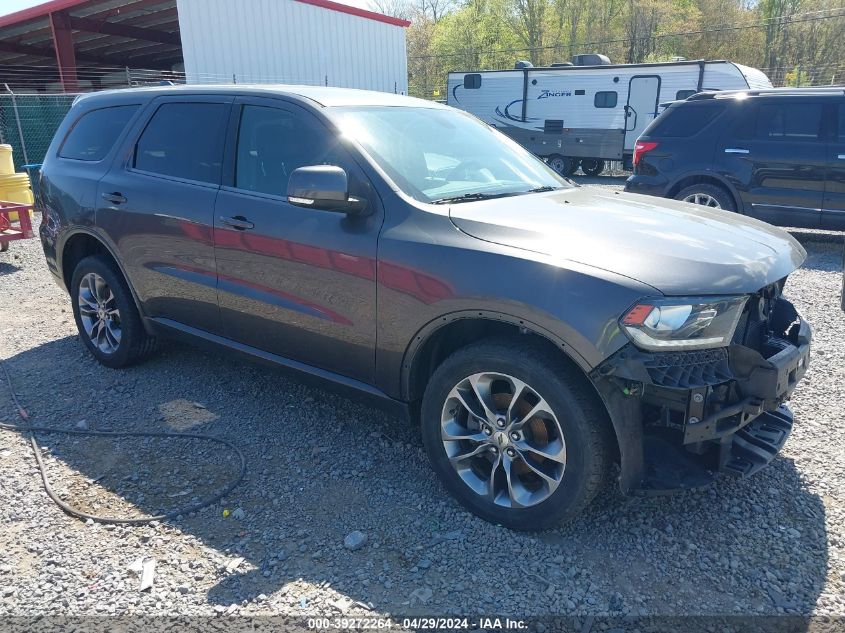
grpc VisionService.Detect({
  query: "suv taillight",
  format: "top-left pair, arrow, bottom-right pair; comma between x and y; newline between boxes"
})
633,141 -> 659,168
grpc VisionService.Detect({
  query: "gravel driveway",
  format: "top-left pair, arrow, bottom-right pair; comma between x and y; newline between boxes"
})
1,188 -> 843,622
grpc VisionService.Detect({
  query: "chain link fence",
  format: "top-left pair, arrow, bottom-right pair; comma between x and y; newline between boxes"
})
0,93 -> 77,170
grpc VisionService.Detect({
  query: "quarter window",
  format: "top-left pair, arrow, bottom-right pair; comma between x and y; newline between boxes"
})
755,103 -> 823,141
594,91 -> 618,108
59,105 -> 139,161
134,102 -> 228,184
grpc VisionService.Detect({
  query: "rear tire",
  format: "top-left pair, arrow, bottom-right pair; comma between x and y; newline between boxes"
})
0,241 -> 8,253
548,155 -> 577,177
580,159 -> 605,177
420,338 -> 613,530
674,183 -> 735,211
70,255 -> 157,368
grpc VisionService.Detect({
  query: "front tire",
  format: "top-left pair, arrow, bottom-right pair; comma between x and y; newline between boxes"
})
420,338 -> 613,530
70,255 -> 157,368
674,183 -> 735,211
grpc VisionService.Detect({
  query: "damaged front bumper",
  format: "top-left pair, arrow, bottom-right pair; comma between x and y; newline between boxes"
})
592,295 -> 810,495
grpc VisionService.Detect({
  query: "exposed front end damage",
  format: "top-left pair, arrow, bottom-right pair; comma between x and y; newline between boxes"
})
591,283 -> 811,494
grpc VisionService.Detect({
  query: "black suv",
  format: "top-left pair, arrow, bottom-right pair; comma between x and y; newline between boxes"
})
625,87 -> 844,230
38,85 -> 810,529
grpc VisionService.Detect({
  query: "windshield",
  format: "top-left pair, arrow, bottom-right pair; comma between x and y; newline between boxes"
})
327,105 -> 572,204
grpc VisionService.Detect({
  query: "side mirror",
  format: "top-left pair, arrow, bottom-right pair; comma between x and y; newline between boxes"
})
287,165 -> 367,215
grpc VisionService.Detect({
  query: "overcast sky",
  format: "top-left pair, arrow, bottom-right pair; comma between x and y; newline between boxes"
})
1,0 -> 375,17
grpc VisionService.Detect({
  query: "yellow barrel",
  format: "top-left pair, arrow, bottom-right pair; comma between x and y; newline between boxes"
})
0,145 -> 15,176
0,172 -> 33,222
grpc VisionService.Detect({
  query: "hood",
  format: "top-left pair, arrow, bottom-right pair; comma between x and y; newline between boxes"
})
448,187 -> 806,295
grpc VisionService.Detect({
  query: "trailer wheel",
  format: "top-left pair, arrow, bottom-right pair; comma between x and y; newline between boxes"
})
548,155 -> 577,177
580,159 -> 605,177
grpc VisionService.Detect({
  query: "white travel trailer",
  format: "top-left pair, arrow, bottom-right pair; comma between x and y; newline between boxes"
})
446,58 -> 772,174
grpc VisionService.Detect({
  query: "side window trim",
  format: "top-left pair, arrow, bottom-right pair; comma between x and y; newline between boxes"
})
123,95 -> 234,188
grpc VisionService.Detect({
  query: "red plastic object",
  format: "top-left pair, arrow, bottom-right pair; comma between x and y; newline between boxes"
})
0,200 -> 35,247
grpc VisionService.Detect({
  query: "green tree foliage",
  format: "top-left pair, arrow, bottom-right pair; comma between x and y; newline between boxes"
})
402,0 -> 844,98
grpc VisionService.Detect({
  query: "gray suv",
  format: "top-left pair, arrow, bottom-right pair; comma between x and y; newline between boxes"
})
38,85 -> 811,529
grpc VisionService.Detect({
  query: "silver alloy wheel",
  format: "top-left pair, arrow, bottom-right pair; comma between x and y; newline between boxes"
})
440,372 -> 566,508
682,192 -> 722,208
78,272 -> 122,354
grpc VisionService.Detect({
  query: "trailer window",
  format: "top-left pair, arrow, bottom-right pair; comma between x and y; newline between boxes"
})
594,91 -> 617,108
464,74 -> 482,89
59,105 -> 139,161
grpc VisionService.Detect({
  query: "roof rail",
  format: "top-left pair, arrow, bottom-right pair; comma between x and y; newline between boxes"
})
688,87 -> 845,100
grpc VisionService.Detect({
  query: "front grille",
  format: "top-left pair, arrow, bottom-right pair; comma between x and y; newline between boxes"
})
644,348 -> 732,389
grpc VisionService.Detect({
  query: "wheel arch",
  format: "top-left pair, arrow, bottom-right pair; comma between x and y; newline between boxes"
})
403,311 -> 622,471
60,229 -> 147,324
667,172 -> 740,210
401,311 -> 593,403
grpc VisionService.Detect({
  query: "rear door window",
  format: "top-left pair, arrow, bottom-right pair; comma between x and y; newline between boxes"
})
59,105 -> 139,161
755,102 -> 823,141
134,102 -> 229,184
646,103 -> 726,137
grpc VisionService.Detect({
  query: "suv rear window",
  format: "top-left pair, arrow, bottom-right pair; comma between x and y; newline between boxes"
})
646,103 -> 725,137
134,103 -> 228,184
59,105 -> 139,161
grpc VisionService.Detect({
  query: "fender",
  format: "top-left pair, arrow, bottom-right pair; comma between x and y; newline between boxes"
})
399,309 -> 592,402
669,170 -> 745,212
58,227 -> 151,330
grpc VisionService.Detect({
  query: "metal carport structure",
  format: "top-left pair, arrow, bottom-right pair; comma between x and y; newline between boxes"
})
0,0 -> 183,92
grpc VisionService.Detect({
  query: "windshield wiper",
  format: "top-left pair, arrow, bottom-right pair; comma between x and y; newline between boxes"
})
431,191 -> 523,205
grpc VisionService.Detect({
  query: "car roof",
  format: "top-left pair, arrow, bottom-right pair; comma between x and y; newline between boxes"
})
74,84 -> 448,110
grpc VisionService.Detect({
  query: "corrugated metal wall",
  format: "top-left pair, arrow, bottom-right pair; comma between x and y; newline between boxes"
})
177,0 -> 408,94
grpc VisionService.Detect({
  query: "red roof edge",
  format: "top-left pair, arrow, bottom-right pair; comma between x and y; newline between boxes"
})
0,0 -> 410,31
0,0 -> 89,29
293,0 -> 410,27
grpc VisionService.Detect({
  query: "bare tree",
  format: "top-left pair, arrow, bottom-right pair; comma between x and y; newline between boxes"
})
370,0 -> 415,20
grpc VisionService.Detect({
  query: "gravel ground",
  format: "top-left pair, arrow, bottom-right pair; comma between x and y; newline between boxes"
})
0,191 -> 843,621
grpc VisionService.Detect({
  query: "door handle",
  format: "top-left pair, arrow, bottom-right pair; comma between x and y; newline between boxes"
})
101,192 -> 127,204
724,148 -> 750,154
220,215 -> 254,230
838,154 -> 845,160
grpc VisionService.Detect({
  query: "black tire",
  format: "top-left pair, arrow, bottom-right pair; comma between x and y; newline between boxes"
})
0,241 -> 8,253
674,183 -> 736,211
420,338 -> 613,530
548,154 -> 577,177
580,159 -> 605,177
70,255 -> 157,368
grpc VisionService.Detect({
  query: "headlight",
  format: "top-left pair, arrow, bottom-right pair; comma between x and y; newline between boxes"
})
620,296 -> 747,351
